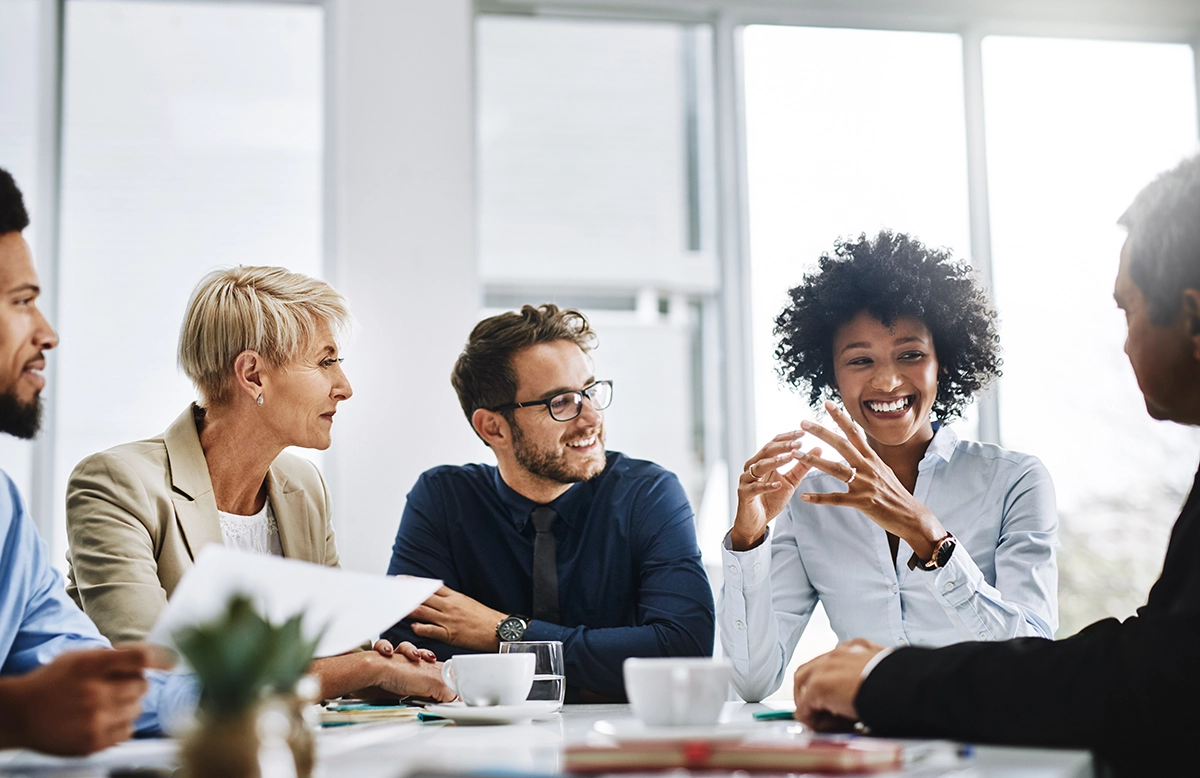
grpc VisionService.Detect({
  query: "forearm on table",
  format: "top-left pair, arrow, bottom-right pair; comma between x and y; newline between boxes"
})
310,653 -> 386,699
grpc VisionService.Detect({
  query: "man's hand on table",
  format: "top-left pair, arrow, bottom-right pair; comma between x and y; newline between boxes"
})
0,645 -> 174,755
792,638 -> 883,731
409,585 -> 507,652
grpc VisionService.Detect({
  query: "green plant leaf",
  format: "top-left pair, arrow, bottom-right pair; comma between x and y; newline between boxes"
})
174,593 -> 324,716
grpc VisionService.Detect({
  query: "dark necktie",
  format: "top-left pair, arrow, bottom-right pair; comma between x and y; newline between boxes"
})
530,505 -> 560,623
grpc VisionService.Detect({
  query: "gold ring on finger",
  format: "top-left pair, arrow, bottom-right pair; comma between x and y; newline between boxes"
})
747,463 -> 760,480
845,466 -> 857,485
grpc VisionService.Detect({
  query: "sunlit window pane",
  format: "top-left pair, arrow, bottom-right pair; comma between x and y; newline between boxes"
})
742,25 -> 971,694
479,16 -> 716,284
743,25 -> 973,448
54,0 -> 323,562
477,16 -> 718,526
984,36 -> 1199,636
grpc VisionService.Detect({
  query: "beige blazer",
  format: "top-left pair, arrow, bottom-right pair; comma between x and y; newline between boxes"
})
66,404 -> 339,644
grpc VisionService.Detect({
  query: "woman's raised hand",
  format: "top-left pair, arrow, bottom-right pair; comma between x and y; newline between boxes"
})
796,401 -> 946,561
730,431 -> 820,551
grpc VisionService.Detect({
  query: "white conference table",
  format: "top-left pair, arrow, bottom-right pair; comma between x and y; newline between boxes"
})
0,702 -> 1094,778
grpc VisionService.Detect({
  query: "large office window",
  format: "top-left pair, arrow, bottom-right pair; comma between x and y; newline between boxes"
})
744,25 -> 973,450
0,0 -> 41,500
984,37 -> 1200,636
742,25 -> 973,690
477,15 -> 722,547
51,0 -> 324,563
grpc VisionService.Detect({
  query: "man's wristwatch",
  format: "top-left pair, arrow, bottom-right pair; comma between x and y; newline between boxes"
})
907,533 -> 957,571
496,614 -> 529,642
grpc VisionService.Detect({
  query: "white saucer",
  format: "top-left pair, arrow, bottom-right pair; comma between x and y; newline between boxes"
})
592,718 -> 759,741
425,701 -> 561,725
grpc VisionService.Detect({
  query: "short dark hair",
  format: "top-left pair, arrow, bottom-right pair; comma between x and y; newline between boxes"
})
1118,153 -> 1200,326
452,304 -> 597,442
0,168 -> 30,235
774,230 -> 1001,422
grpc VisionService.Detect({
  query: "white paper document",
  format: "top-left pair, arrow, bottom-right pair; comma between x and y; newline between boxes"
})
146,545 -> 441,657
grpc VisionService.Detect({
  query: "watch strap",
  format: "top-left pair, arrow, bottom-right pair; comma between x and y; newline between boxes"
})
906,533 -> 956,571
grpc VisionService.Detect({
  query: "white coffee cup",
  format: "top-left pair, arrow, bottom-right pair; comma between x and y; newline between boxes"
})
442,653 -> 536,707
623,657 -> 732,726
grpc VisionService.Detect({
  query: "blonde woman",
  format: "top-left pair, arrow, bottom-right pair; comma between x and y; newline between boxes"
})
66,266 -> 450,701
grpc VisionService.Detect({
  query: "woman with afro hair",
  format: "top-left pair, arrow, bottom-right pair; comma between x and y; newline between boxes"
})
719,230 -> 1058,703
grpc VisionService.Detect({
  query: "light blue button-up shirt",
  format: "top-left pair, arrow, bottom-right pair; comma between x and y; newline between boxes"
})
719,425 -> 1059,702
0,471 -> 196,736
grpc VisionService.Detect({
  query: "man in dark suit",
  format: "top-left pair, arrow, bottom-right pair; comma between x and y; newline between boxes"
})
790,153 -> 1200,776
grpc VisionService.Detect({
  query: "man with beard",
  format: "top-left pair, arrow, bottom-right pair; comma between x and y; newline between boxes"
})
384,304 -> 714,701
789,153 -> 1200,775
0,168 -> 189,754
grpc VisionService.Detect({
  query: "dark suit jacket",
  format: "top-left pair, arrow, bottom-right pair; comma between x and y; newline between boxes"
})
857,461 -> 1200,776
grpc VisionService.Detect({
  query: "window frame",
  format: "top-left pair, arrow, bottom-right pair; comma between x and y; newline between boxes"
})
20,0 -> 1200,544
477,0 -> 1200,518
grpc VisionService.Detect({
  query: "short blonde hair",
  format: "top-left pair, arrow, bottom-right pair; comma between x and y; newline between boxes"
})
179,266 -> 352,406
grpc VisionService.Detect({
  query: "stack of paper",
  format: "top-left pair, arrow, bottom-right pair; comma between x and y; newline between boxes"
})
319,703 -> 422,727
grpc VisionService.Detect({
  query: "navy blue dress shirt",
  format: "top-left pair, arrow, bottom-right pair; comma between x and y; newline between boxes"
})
384,451 -> 715,700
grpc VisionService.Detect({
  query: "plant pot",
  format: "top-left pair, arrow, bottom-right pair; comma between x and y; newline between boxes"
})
180,707 -> 262,778
285,694 -> 316,778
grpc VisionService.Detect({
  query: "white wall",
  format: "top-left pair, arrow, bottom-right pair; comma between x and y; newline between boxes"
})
326,0 -> 484,573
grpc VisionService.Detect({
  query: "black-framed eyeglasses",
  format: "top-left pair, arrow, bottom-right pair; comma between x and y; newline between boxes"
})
492,380 -> 614,422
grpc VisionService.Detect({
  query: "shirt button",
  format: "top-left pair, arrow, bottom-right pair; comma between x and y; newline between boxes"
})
728,565 -> 737,572
897,637 -> 909,646
753,563 -> 762,572
944,582 -> 954,591
891,584 -> 899,594
978,632 -> 987,639
735,620 -> 744,630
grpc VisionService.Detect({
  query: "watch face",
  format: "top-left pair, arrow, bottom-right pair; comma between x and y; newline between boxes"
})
497,617 -> 526,642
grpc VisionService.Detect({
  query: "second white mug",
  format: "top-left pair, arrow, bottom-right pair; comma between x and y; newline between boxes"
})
623,657 -> 732,726
442,653 -> 536,707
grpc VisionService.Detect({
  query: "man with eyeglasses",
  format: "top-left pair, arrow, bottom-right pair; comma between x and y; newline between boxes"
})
383,304 -> 714,702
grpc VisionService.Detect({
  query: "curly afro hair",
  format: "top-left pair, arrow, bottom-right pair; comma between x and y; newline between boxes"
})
774,230 -> 1000,422
0,168 -> 31,235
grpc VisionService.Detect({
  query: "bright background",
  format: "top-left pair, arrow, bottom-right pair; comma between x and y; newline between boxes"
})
3,0 -> 1200,703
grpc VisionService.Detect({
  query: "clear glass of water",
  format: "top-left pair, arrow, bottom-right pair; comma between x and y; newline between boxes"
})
499,640 -> 565,710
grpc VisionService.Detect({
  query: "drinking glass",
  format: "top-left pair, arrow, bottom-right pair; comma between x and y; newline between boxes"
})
499,640 -> 565,710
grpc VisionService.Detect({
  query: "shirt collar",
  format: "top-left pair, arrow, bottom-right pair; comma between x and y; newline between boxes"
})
491,466 -> 583,531
918,422 -> 958,471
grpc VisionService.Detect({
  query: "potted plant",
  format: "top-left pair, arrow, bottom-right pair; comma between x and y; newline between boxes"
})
175,594 -> 320,778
